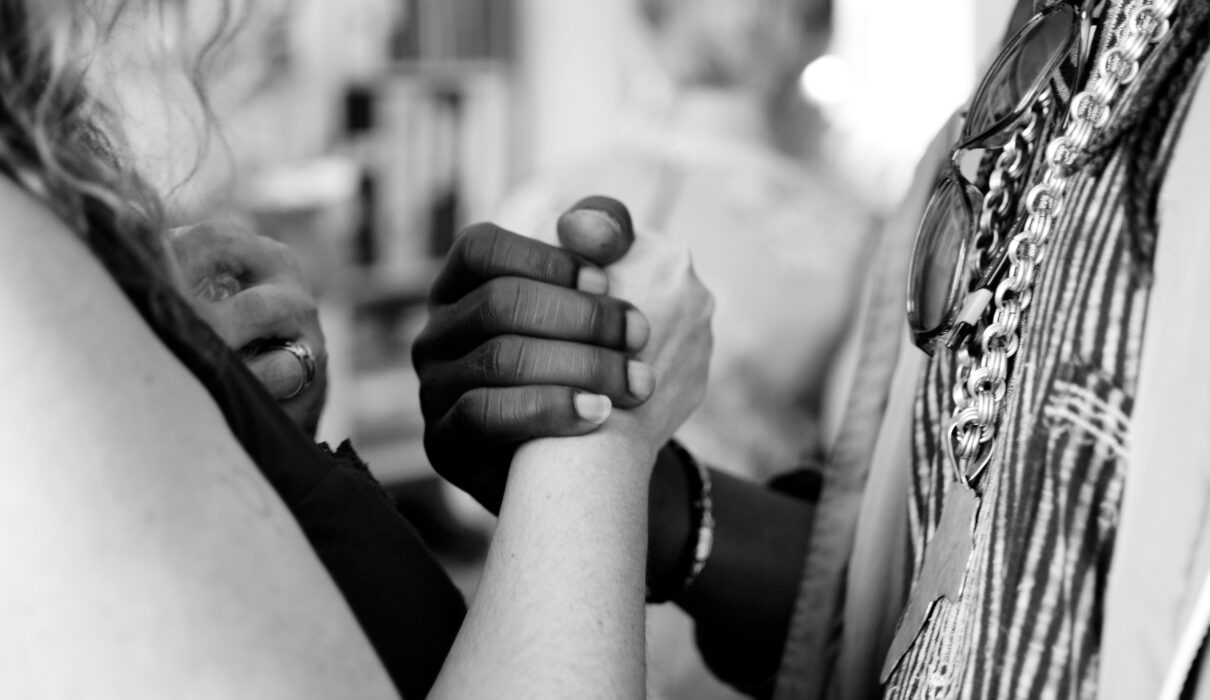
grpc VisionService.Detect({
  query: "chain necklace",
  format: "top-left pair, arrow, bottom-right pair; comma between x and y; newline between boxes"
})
946,0 -> 1178,484
882,0 -> 1180,680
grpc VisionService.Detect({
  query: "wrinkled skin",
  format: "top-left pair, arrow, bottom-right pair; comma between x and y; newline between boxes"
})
414,197 -> 714,513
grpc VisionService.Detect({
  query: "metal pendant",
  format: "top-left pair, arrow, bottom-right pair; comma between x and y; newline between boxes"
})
880,483 -> 980,682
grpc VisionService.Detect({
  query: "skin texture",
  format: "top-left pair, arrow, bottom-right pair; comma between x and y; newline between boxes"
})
418,196 -> 818,690
0,175 -> 398,700
414,209 -> 656,513
3,169 -> 712,699
431,200 -> 714,698
167,219 -> 328,436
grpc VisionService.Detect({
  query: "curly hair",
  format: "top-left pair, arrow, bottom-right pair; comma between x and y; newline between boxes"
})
0,0 -> 233,263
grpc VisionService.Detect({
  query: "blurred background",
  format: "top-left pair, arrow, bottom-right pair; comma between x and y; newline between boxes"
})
134,0 -> 1018,696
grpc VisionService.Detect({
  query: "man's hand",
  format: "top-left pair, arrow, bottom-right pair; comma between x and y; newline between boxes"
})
168,220 -> 328,436
414,198 -> 653,513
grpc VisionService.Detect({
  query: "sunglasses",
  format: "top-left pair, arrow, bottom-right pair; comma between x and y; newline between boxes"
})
907,2 -> 1089,354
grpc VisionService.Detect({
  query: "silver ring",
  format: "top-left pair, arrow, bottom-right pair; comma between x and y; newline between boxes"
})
275,340 -> 317,400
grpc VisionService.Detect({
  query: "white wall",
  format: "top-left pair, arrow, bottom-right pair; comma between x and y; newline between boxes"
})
821,0 -> 1018,209
512,0 -> 633,177
509,0 -> 1021,208
825,0 -> 974,208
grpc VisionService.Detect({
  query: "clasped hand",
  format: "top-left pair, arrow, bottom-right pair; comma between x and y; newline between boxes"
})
414,197 -> 714,513
168,220 -> 328,436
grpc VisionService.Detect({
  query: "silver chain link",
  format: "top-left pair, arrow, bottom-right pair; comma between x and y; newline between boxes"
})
974,112 -> 1037,276
947,0 -> 1178,485
953,111 -> 1041,413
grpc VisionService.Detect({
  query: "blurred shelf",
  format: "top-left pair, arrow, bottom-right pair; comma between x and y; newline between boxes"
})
359,435 -> 432,485
393,0 -> 514,65
339,258 -> 443,309
389,59 -> 511,82
351,362 -> 430,485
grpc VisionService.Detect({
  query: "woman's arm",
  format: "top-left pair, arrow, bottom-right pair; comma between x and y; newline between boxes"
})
415,202 -> 814,692
0,180 -> 396,699
432,433 -> 655,698
430,226 -> 713,698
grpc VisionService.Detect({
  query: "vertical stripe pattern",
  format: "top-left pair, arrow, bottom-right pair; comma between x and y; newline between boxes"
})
883,9 -> 1210,697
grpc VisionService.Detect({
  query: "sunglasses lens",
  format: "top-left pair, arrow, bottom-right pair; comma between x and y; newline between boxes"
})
910,176 -> 974,336
964,5 -> 1081,148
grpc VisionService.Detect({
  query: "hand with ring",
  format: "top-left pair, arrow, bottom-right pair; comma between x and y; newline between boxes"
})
167,219 -> 328,436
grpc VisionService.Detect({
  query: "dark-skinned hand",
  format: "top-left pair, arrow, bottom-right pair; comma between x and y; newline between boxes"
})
413,197 -> 651,513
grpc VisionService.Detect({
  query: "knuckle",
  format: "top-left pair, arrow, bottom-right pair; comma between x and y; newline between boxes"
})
590,299 -> 626,346
580,348 -> 616,391
530,243 -> 570,283
482,225 -> 516,271
234,289 -> 274,324
583,299 -> 605,338
540,255 -> 566,284
477,391 -> 501,430
448,390 -> 489,433
507,388 -> 543,425
448,228 -> 472,262
525,389 -> 559,423
479,335 -> 524,383
455,222 -> 500,267
478,278 -> 522,331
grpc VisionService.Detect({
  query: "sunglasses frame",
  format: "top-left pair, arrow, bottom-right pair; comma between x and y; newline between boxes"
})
907,1 -> 1090,354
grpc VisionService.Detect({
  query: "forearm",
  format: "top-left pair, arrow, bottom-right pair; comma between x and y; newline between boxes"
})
648,452 -> 815,689
431,429 -> 653,699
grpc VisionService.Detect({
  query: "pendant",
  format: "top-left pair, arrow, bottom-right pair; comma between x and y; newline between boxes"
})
880,483 -> 980,682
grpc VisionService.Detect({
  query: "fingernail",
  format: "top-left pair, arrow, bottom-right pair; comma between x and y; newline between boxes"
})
575,393 -> 613,425
625,309 -> 650,351
560,207 -> 631,266
628,361 -> 656,400
577,266 -> 609,295
565,209 -> 623,240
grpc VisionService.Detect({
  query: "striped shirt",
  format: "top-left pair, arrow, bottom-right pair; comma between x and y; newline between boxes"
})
886,5 -> 1210,698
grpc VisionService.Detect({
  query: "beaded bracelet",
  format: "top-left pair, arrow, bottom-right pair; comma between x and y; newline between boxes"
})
647,440 -> 715,604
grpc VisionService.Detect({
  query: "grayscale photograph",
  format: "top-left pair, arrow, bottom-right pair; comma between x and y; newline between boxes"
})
2,0 -> 1206,697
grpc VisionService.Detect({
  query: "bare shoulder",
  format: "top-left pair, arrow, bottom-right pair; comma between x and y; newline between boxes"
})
0,178 -> 396,699
0,177 -> 215,438
0,178 -> 263,490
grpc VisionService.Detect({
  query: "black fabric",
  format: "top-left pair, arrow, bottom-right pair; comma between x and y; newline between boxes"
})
767,466 -> 824,503
21,189 -> 467,697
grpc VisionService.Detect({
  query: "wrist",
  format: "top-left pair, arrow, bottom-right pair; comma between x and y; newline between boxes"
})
512,429 -> 657,503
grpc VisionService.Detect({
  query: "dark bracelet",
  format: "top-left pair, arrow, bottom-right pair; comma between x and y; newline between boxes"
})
647,440 -> 714,604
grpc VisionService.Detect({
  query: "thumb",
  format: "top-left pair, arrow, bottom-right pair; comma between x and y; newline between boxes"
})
556,196 -> 635,266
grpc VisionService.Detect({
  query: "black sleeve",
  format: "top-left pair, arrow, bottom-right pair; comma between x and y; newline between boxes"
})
202,352 -> 467,698
295,443 -> 466,699
80,198 -> 468,699
182,337 -> 466,698
767,466 -> 824,502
